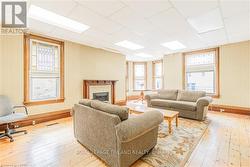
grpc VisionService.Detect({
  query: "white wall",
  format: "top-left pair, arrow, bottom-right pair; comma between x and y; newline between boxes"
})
163,41 -> 250,108
0,34 -> 126,115
163,53 -> 183,89
0,36 -> 2,94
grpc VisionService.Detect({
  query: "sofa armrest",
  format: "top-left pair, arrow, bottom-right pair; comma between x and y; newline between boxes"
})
115,110 -> 163,142
196,96 -> 213,106
145,94 -> 159,107
196,96 -> 213,120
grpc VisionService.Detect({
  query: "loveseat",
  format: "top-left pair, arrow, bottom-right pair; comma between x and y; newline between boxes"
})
145,90 -> 212,121
72,99 -> 163,167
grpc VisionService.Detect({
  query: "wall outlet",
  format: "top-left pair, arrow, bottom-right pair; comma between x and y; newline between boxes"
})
14,125 -> 19,128
32,120 -> 36,125
220,109 -> 225,112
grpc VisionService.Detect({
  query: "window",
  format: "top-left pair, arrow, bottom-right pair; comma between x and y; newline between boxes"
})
125,62 -> 129,92
153,60 -> 163,90
184,48 -> 219,96
133,62 -> 146,90
24,34 -> 64,105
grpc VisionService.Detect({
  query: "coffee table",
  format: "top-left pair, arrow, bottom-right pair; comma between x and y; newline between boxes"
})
129,106 -> 179,134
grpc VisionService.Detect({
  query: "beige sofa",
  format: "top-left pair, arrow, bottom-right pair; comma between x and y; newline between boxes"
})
72,99 -> 163,167
145,90 -> 212,121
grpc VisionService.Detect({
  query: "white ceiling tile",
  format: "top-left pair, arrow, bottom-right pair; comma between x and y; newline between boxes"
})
30,0 -> 77,16
110,7 -> 155,35
171,0 -> 218,18
122,0 -> 172,18
68,5 -> 106,27
28,18 -> 55,34
224,12 -> 250,35
95,19 -> 123,34
75,0 -> 125,17
224,12 -> 250,43
220,0 -> 250,18
148,8 -> 193,34
187,8 -> 224,34
199,28 -> 228,46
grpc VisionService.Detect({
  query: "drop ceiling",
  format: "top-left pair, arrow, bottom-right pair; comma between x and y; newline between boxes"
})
26,0 -> 250,61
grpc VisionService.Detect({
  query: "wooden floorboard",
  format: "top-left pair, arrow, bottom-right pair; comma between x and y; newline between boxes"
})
0,111 -> 249,167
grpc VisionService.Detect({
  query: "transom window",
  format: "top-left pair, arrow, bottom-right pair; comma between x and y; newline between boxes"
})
184,48 -> 219,96
153,60 -> 163,90
133,62 -> 146,90
24,34 -> 64,105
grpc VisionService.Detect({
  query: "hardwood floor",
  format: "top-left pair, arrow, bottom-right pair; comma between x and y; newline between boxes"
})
0,111 -> 249,167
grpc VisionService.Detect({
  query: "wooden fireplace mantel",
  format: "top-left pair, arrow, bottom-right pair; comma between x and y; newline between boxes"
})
83,80 -> 118,104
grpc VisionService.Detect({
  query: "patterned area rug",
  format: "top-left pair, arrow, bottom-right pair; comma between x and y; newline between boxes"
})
141,118 -> 210,167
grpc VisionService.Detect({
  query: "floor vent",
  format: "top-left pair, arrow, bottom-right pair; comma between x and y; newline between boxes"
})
46,122 -> 59,127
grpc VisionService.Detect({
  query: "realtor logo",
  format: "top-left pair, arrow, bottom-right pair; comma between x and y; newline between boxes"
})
1,1 -> 27,28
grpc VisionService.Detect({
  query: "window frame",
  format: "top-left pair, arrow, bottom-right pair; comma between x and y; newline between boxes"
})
152,60 -> 164,90
125,61 -> 129,92
24,34 -> 65,106
133,62 -> 147,91
183,48 -> 220,98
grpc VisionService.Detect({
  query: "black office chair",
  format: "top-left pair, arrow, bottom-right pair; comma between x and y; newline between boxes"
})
0,95 -> 28,142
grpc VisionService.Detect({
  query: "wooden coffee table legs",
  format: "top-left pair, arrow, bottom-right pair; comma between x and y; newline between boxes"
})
166,114 -> 179,134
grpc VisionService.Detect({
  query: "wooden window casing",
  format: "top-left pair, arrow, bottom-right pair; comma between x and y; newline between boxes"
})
133,62 -> 147,91
183,48 -> 220,98
24,34 -> 65,106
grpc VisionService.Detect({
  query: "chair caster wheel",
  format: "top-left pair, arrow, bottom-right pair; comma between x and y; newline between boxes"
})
10,139 -> 14,142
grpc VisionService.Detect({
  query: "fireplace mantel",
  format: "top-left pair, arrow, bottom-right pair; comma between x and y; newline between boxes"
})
83,80 -> 118,104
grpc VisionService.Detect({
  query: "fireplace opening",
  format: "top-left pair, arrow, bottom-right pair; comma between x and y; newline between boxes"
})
93,92 -> 109,102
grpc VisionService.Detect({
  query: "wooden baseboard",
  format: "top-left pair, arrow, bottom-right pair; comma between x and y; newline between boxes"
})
209,104 -> 250,115
115,100 -> 127,106
0,109 -> 71,131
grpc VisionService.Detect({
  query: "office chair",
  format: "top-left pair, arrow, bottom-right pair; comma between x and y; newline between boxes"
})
0,95 -> 28,142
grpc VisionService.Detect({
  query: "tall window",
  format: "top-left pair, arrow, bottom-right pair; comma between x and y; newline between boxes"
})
24,34 -> 64,105
153,60 -> 163,90
133,62 -> 146,90
184,48 -> 219,96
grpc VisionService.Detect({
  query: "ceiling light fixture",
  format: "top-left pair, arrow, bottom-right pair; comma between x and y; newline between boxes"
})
135,53 -> 153,58
187,8 -> 224,34
28,5 -> 90,33
115,40 -> 144,50
161,41 -> 186,50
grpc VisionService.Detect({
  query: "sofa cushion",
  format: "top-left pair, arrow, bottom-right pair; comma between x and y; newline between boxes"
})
170,101 -> 197,111
157,89 -> 178,100
79,99 -> 92,107
151,99 -> 172,107
177,90 -> 206,102
91,100 -> 129,121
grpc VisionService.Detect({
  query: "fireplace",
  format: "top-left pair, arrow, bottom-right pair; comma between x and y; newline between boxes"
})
93,92 -> 109,102
83,80 -> 117,104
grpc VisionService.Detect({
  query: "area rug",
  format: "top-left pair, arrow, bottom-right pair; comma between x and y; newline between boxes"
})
141,118 -> 210,167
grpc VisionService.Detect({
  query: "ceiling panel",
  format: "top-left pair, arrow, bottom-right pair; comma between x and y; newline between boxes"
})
148,8 -> 193,34
30,0 -> 77,16
199,28 -> 228,46
122,0 -> 172,18
68,4 -> 106,27
75,0 -> 125,17
95,18 -> 123,34
170,0 -> 218,18
220,0 -> 250,18
28,18 -> 55,34
109,7 -> 155,35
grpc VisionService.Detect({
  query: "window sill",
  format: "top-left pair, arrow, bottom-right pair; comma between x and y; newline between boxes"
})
207,94 -> 220,98
23,98 -> 65,106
